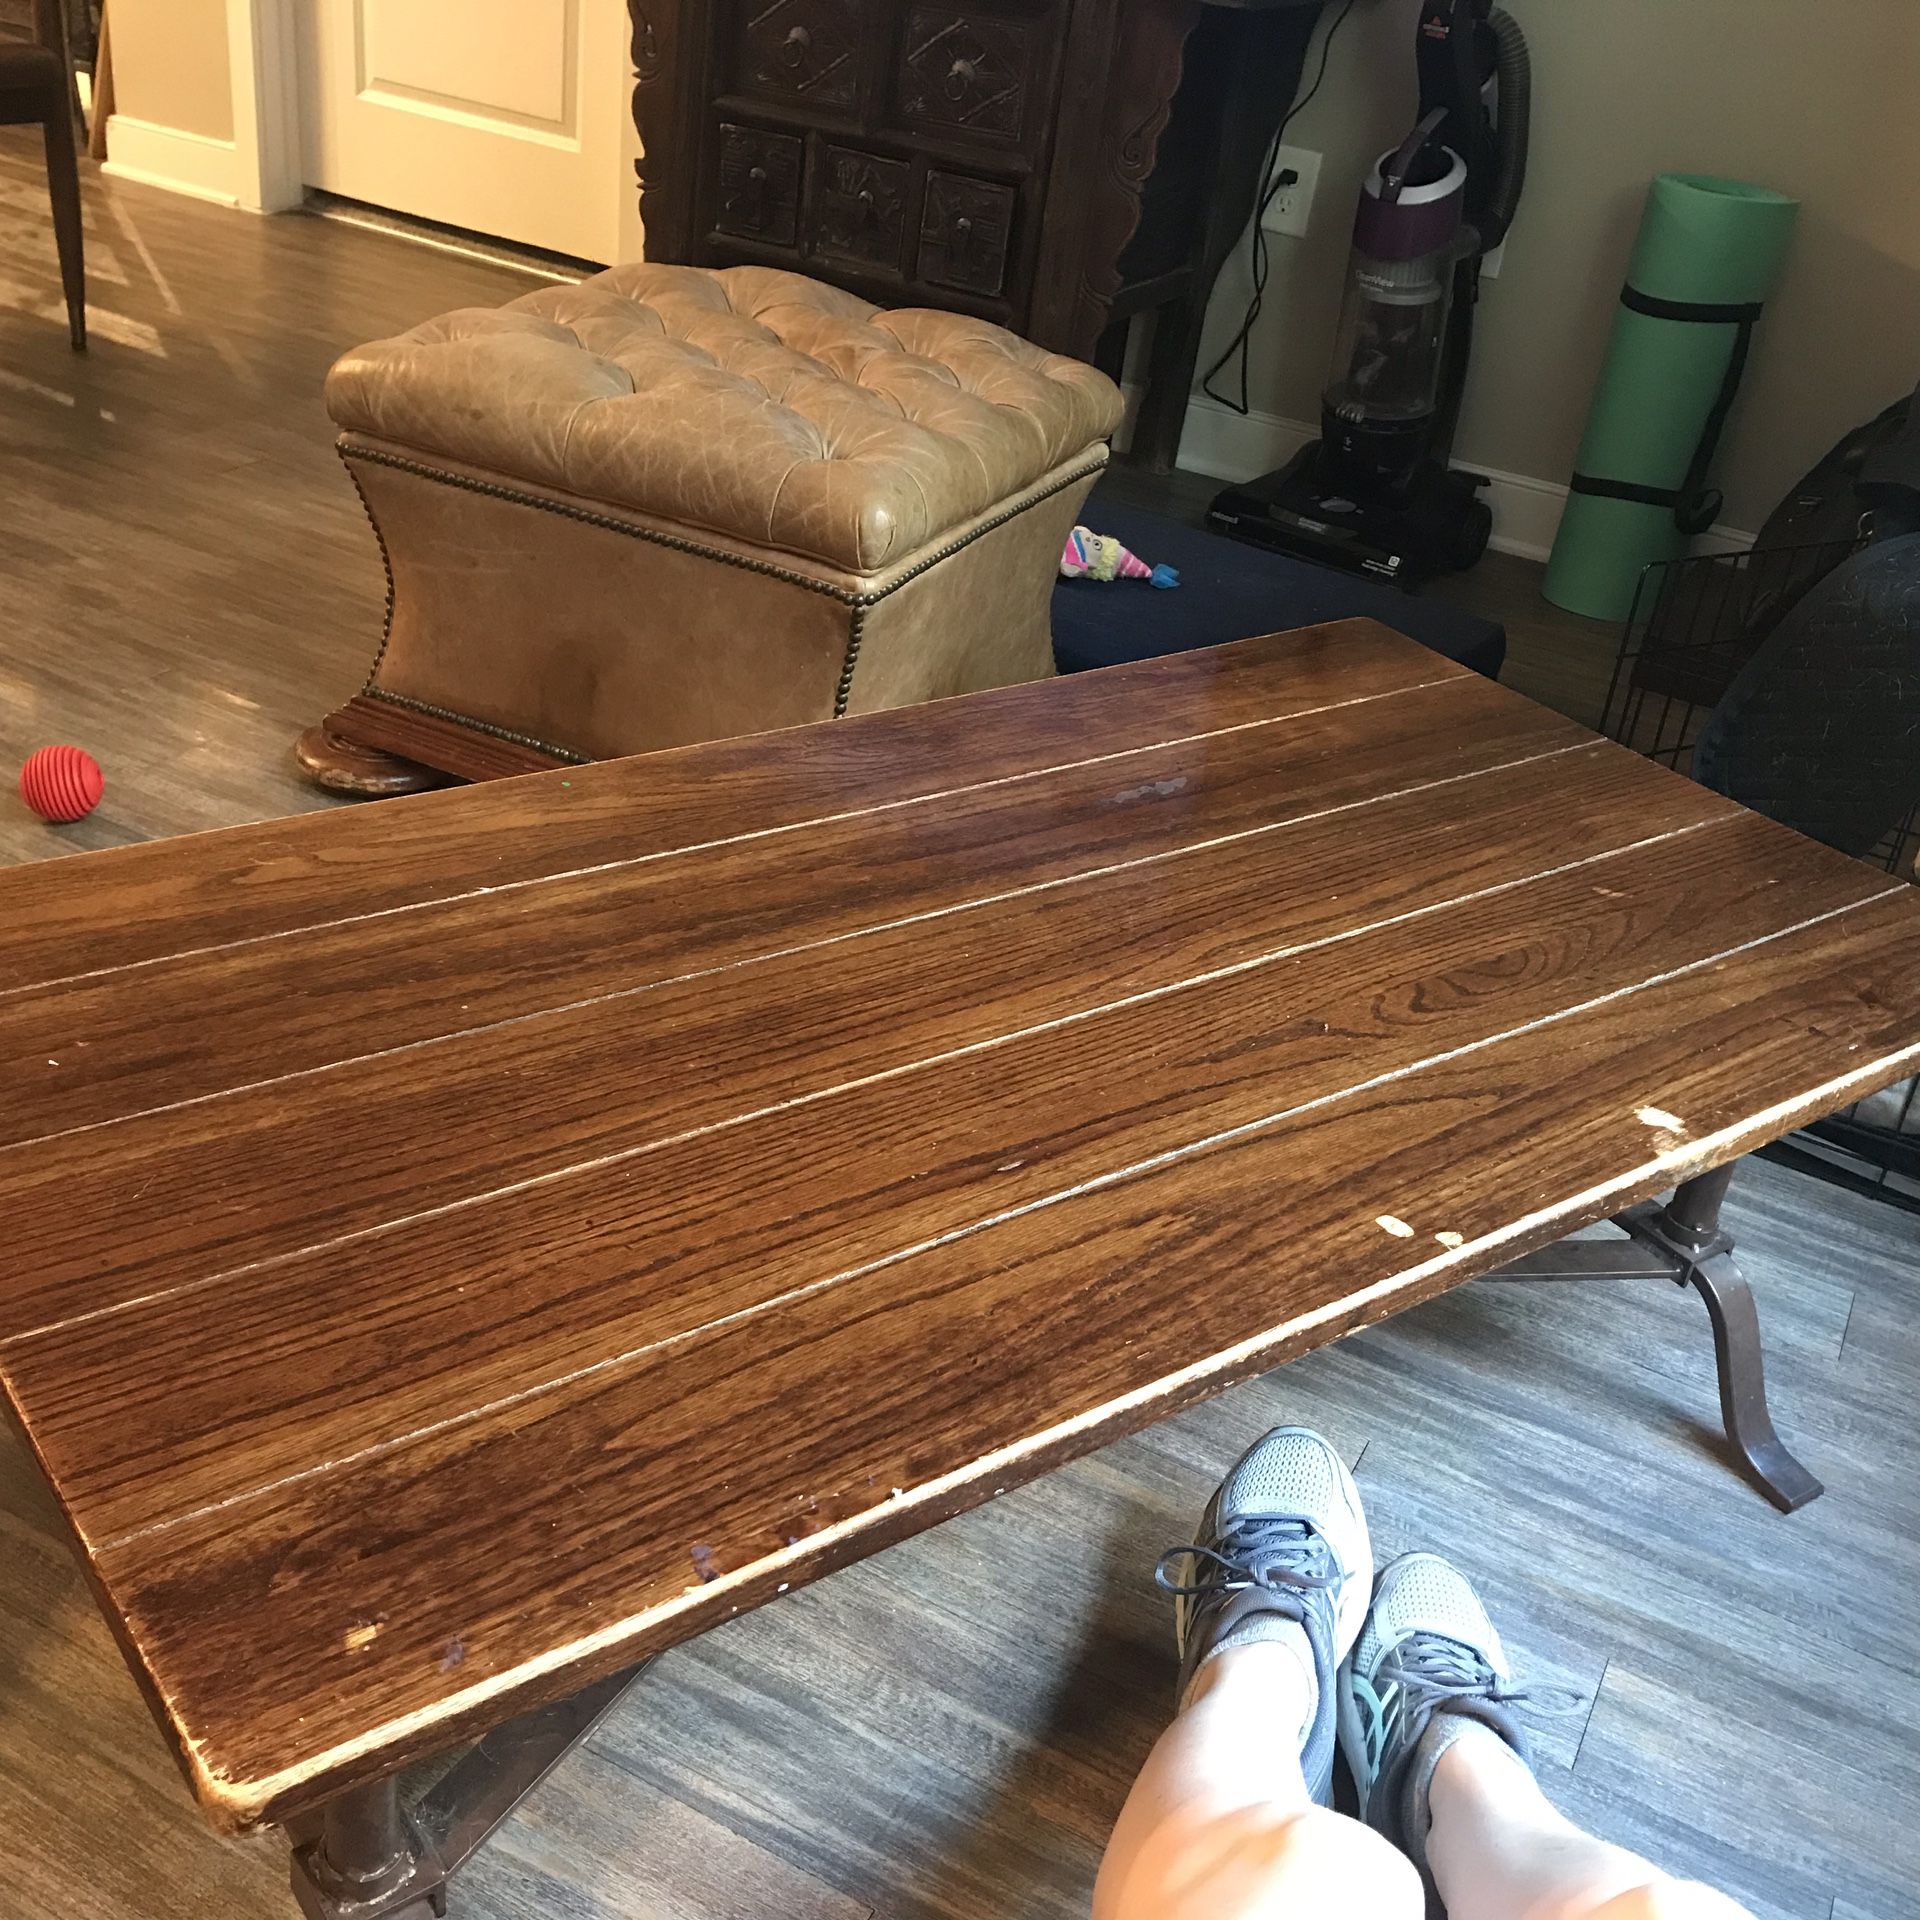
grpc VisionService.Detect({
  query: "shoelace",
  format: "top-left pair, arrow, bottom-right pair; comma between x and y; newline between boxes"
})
1376,1632 -> 1530,1718
1361,1631 -> 1585,1768
1154,1516 -> 1339,1607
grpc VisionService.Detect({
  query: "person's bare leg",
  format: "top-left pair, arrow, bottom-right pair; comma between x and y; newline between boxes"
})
1338,1551 -> 1754,1920
1426,1725 -> 1756,1920
1096,1428 -> 1419,1920
1094,1643 -> 1421,1920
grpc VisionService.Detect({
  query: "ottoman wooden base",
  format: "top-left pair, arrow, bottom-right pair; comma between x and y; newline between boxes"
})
294,706 -> 539,795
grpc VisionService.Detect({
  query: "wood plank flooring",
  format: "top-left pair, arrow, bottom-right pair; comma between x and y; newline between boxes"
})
1,132 -> 1915,1920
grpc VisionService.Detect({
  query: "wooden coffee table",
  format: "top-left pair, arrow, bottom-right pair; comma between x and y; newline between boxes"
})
3,622 -> 1917,1919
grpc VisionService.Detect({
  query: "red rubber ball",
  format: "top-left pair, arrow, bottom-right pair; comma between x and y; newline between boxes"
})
20,745 -> 104,823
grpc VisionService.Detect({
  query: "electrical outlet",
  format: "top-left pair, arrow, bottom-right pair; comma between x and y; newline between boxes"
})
1257,145 -> 1322,239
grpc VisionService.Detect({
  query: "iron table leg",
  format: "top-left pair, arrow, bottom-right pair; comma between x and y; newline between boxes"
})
1659,1163 -> 1737,1248
290,1778 -> 441,1920
1626,1167 -> 1824,1513
288,1659 -> 651,1918
1490,1159 -> 1823,1513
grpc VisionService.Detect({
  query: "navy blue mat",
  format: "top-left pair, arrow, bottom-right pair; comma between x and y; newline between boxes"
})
1050,503 -> 1507,680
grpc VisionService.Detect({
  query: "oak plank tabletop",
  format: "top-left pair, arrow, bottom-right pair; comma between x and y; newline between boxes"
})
2,620 -> 1917,1834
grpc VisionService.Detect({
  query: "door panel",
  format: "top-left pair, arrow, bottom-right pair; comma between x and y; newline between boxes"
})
361,0 -> 573,127
298,0 -> 629,263
812,145 -> 912,273
714,123 -> 804,246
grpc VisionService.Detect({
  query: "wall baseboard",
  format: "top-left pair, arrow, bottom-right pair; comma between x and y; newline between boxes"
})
1171,395 -> 1755,563
102,115 -> 240,207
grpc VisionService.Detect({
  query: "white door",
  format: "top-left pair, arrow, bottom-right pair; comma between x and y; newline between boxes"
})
296,0 -> 630,264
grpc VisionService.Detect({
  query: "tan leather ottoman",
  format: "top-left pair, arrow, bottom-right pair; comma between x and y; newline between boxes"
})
296,264 -> 1123,793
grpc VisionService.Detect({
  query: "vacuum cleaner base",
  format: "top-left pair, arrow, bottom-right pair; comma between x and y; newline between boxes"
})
1207,447 -> 1494,588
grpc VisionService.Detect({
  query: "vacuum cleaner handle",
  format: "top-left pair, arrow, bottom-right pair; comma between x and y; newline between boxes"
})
1478,8 -> 1531,250
1414,0 -> 1529,251
1379,107 -> 1451,203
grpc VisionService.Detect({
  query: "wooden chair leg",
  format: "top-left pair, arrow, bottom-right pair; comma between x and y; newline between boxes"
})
41,107 -> 86,350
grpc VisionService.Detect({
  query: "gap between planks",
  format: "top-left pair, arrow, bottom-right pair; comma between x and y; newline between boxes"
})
151,962 -> 1920,1831
3,734 -> 1606,1160
0,669 -> 1474,1000
3,793 -> 1704,1353
82,879 -> 1909,1555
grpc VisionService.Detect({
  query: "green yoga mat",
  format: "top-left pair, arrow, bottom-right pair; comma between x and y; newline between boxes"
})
1544,173 -> 1798,620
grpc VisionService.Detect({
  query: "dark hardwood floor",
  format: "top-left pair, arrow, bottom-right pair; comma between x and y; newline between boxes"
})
0,131 -> 1913,1920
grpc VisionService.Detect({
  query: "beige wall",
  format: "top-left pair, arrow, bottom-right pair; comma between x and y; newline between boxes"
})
1195,0 -> 1920,531
108,0 -> 234,143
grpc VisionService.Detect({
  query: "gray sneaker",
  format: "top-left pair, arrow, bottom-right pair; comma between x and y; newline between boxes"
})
1338,1552 -> 1536,1874
1155,1427 -> 1373,1804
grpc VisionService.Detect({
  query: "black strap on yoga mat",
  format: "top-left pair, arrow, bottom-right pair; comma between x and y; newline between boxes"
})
1568,285 -> 1765,536
1617,289 -> 1764,327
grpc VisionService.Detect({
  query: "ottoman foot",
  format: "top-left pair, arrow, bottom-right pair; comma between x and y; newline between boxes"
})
296,713 -> 449,798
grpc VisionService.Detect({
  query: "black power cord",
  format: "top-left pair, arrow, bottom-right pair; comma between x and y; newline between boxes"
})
1200,0 -> 1361,416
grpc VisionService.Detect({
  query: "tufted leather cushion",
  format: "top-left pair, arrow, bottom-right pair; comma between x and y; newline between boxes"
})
325,264 -> 1124,574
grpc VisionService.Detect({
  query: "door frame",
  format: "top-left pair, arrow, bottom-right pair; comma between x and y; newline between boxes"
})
227,0 -> 304,212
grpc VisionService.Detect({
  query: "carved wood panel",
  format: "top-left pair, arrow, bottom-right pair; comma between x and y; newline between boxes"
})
628,0 -> 1285,420
736,0 -> 861,110
898,7 -> 1032,144
812,146 -> 913,272
1028,0 -> 1202,353
715,123 -> 805,246
630,0 -> 696,261
918,170 -> 1015,297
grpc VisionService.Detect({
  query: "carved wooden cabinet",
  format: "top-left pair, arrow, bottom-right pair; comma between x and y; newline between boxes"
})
627,0 -> 1327,469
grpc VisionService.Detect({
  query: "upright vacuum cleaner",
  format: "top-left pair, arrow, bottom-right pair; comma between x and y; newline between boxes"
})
1209,0 -> 1531,585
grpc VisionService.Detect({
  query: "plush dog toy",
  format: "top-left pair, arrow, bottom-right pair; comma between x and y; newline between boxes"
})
1059,526 -> 1180,589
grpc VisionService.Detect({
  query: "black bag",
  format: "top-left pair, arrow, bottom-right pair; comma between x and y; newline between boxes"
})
1752,379 -> 1920,554
1694,534 -> 1920,858
1630,381 -> 1920,711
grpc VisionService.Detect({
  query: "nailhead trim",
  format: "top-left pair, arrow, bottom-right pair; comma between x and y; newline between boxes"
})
340,444 -> 590,762
346,441 -> 863,602
337,439 -> 1107,749
359,685 -> 594,763
833,603 -> 868,720
845,456 -> 1105,606
340,449 -> 399,687
344,439 -> 1105,607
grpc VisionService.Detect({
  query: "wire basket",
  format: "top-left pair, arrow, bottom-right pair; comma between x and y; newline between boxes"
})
1603,541 -> 1920,1210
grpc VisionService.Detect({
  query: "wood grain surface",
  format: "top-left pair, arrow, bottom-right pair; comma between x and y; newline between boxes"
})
2,621 -> 1917,1838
